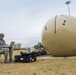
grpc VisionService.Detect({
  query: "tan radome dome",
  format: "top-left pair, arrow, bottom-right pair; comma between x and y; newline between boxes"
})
42,15 -> 76,56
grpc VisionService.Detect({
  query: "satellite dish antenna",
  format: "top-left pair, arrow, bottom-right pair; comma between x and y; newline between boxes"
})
65,0 -> 71,15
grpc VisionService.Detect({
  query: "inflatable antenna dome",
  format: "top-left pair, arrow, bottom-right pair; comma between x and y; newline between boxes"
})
42,15 -> 76,56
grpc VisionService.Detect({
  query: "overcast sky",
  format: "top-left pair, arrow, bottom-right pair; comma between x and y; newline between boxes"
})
0,0 -> 76,47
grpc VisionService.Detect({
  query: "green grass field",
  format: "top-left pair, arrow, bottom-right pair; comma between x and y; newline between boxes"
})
0,50 -> 76,75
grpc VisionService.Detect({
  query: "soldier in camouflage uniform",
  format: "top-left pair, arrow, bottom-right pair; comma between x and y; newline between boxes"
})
0,33 -> 9,62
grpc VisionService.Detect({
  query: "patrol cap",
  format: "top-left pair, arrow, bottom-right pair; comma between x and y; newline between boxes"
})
0,33 -> 4,37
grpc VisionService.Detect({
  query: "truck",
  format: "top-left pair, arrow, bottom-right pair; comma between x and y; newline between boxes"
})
33,42 -> 47,56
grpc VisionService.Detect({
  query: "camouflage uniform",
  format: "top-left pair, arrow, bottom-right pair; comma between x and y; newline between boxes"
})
0,33 -> 14,62
0,39 -> 9,62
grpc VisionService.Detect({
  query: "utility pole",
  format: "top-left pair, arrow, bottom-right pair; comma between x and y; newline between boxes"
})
65,0 -> 71,16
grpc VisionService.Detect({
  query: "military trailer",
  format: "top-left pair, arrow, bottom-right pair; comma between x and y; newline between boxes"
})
14,48 -> 36,63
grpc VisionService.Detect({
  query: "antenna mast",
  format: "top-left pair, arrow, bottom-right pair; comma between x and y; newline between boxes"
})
65,0 -> 71,15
